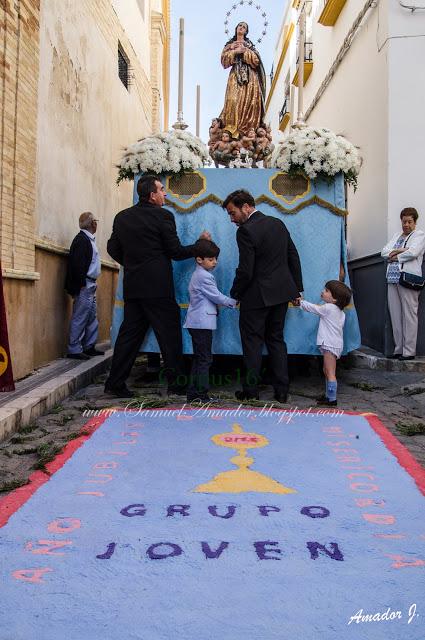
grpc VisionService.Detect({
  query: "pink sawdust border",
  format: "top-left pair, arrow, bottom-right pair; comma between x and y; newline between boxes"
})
0,407 -> 424,528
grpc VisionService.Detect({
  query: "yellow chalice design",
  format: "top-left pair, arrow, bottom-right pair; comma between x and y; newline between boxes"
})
193,423 -> 296,494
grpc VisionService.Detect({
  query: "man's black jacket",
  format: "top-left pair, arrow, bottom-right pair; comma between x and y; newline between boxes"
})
107,202 -> 195,300
65,231 -> 93,296
230,211 -> 303,308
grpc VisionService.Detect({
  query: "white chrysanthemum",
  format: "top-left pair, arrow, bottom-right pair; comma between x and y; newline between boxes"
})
118,130 -> 210,179
303,160 -> 316,178
270,125 -> 361,188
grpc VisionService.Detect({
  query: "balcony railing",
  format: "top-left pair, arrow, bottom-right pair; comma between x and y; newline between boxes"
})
279,97 -> 291,132
292,41 -> 314,86
296,41 -> 313,64
279,98 -> 289,123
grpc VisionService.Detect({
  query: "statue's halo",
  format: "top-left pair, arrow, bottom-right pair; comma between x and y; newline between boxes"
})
223,0 -> 268,44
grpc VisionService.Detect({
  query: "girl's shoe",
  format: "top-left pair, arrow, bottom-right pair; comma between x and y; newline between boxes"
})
316,394 -> 328,403
316,397 -> 338,407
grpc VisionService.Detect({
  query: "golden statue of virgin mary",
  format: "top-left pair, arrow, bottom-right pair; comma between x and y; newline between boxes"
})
219,21 -> 266,139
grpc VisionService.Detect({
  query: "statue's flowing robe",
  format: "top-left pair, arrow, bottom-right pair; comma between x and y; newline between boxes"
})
219,40 -> 266,138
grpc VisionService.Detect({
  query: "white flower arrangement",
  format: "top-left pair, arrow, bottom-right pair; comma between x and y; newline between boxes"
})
270,126 -> 362,190
117,130 -> 210,183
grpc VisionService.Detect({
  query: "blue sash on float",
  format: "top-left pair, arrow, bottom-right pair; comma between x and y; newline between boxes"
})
111,169 -> 361,355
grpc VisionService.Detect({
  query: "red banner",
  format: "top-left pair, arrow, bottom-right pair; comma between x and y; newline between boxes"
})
0,264 -> 15,392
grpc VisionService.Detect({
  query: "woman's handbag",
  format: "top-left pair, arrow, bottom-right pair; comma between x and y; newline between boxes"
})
397,231 -> 425,290
399,271 -> 425,291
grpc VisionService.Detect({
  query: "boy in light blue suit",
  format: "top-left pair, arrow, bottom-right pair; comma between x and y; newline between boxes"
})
184,239 -> 237,402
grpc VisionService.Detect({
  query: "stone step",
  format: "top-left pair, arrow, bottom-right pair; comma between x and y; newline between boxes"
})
0,344 -> 111,441
349,347 -> 425,372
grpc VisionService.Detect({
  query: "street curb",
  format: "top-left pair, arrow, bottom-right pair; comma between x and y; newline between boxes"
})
0,351 -> 112,442
349,349 -> 425,373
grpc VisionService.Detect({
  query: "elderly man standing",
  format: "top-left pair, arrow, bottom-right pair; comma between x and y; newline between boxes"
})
223,189 -> 303,403
104,174 -> 208,398
65,212 -> 104,360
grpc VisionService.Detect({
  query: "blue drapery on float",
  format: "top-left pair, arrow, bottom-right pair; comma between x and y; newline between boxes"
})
111,169 -> 361,355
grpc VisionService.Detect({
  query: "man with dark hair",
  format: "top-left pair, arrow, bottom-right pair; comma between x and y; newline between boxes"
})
223,189 -> 303,402
104,174 -> 209,397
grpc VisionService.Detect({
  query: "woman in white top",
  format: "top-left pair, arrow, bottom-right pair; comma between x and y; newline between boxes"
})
381,208 -> 425,360
297,280 -> 352,407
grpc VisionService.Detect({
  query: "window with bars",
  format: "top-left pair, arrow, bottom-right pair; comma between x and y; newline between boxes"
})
296,41 -> 314,64
118,44 -> 129,90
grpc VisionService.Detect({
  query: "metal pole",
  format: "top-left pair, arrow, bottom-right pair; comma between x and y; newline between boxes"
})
177,18 -> 184,115
196,85 -> 200,137
296,8 -> 306,124
289,85 -> 295,128
172,17 -> 188,130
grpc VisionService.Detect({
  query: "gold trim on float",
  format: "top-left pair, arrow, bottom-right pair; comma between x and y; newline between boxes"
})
114,299 -> 352,311
165,171 -> 207,204
293,303 -> 354,310
164,194 -> 223,212
114,301 -> 198,310
269,172 -> 311,205
318,0 -> 347,26
165,193 -> 348,217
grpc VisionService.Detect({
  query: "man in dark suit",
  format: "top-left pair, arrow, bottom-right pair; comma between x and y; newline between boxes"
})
223,189 -> 303,402
104,174 -> 207,397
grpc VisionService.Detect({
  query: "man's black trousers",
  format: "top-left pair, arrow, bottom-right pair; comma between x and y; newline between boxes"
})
106,297 -> 185,390
239,302 -> 289,396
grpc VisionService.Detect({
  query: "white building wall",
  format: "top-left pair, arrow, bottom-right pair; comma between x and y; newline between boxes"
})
35,0 -> 154,259
112,0 -> 151,74
266,12 -> 298,141
269,1 -> 293,132
306,4 -> 389,259
304,0 -> 388,108
387,2 -> 425,238
262,0 -> 425,259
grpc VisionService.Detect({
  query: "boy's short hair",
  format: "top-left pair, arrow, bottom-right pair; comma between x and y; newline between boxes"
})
325,280 -> 352,310
194,239 -> 220,259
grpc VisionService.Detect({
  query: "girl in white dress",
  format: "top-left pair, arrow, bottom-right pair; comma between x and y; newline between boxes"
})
298,280 -> 352,407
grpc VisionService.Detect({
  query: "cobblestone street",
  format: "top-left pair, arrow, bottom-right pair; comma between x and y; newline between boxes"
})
1,355 -> 424,496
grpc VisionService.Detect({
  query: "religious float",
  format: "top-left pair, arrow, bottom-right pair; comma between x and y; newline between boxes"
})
112,6 -> 361,357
